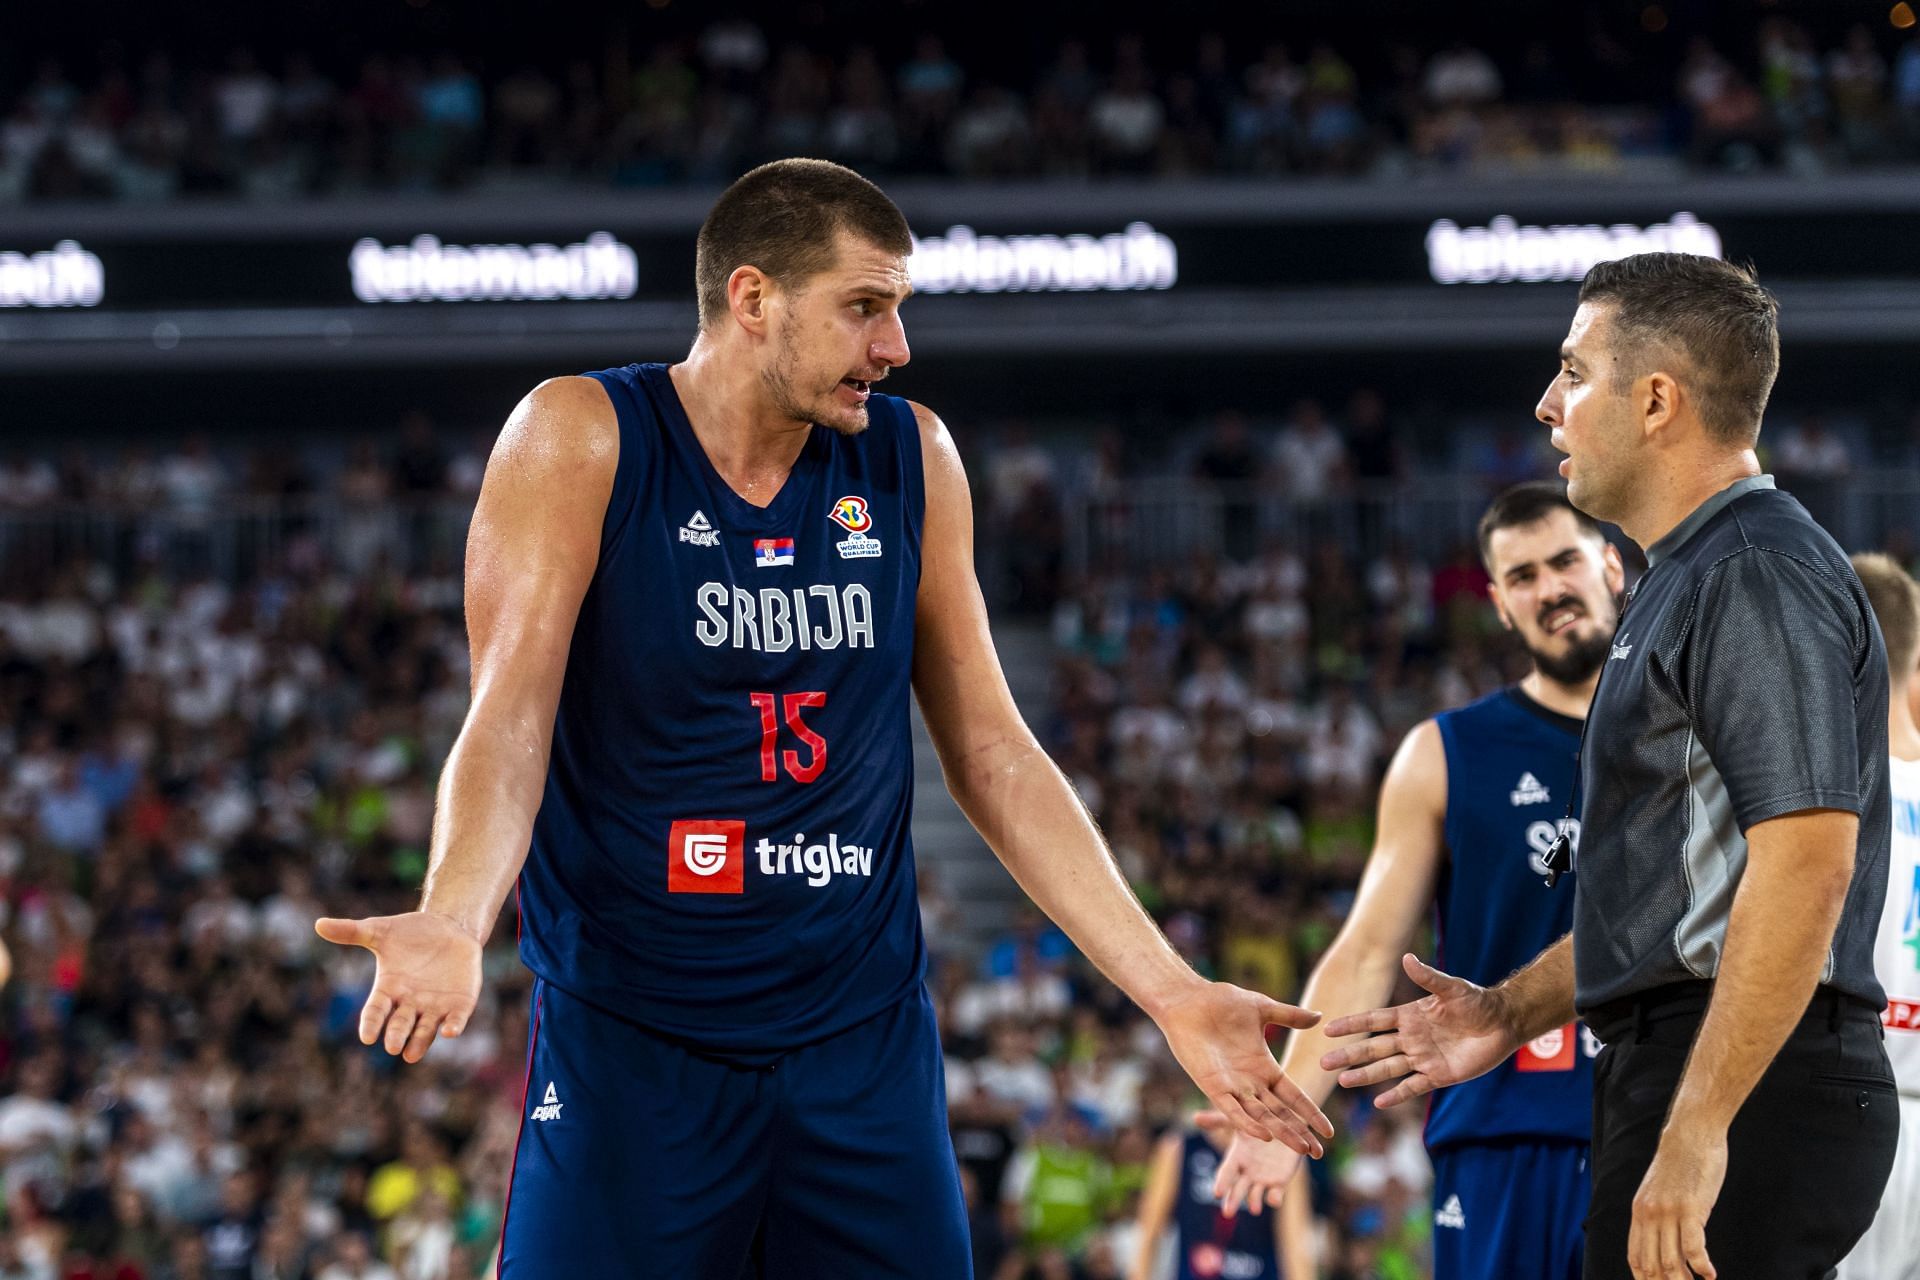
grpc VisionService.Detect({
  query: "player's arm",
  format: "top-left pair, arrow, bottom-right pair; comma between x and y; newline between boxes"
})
1275,1173 -> 1314,1280
316,376 -> 618,1061
1127,1133 -> 1183,1280
1309,721 -> 1579,1067
1282,723 -> 1448,1107
908,401 -> 1331,1151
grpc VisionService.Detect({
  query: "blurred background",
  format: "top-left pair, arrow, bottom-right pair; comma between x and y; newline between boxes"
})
3,1 -> 1920,1276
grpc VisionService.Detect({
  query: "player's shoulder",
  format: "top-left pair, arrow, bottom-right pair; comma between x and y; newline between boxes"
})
903,398 -> 953,451
491,376 -> 620,488
1383,716 -> 1448,797
903,398 -> 965,491
520,374 -> 618,428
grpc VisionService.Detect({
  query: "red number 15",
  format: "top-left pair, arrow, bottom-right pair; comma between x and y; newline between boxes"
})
750,691 -> 827,783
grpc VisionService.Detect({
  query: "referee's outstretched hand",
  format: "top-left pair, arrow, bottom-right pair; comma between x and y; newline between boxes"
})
1318,953 -> 1518,1108
314,911 -> 484,1064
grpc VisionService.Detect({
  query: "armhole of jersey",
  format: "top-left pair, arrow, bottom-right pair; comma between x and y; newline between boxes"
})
891,396 -> 928,578
1432,712 -> 1461,869
580,367 -> 647,561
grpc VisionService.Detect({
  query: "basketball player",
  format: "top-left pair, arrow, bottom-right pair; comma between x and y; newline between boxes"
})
1838,552 -> 1920,1280
1130,1120 -> 1313,1280
314,159 -> 1331,1277
1201,483 -> 1622,1280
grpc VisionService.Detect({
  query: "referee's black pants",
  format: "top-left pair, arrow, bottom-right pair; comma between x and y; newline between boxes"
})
1584,982 -> 1898,1279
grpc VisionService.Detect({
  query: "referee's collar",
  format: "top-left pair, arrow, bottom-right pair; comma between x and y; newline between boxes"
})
1646,474 -> 1775,565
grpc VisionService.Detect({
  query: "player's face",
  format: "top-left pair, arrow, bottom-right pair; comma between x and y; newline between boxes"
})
1486,510 -> 1624,685
763,229 -> 912,436
1536,302 -> 1641,523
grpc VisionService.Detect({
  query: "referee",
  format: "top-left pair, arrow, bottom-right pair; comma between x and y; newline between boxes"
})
1317,252 -> 1898,1280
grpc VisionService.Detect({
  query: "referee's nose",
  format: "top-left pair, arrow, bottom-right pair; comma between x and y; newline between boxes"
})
1535,381 -> 1561,428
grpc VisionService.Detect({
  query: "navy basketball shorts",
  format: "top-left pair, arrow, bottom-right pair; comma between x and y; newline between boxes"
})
497,979 -> 972,1278
1429,1140 -> 1590,1280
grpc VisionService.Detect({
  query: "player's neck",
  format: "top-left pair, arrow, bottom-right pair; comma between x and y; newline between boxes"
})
1520,667 -> 1598,722
669,342 -> 814,489
1891,685 -> 1920,761
1618,447 -> 1761,552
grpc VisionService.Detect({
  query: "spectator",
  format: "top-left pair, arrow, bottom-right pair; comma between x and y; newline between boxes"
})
1271,398 -> 1351,502
1089,62 -> 1163,173
315,1232 -> 397,1280
1423,41 -> 1503,106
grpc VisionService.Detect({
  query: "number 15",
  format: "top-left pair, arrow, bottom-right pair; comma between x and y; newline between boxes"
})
750,691 -> 826,783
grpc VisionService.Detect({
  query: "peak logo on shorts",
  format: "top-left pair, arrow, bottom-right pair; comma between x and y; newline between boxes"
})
668,819 -> 745,894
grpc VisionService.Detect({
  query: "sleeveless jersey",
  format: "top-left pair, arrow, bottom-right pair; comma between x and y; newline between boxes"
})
517,362 -> 927,1057
1425,687 -> 1594,1151
1874,755 -> 1920,1096
1173,1132 -> 1280,1280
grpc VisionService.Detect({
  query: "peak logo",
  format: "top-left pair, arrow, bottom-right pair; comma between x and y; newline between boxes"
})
679,510 -> 720,547
668,820 -> 745,894
829,496 -> 872,533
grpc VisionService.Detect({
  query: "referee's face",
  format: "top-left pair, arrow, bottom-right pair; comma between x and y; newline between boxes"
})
1536,302 -> 1639,523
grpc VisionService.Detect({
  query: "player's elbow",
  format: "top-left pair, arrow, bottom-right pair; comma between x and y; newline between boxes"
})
936,727 -> 1045,811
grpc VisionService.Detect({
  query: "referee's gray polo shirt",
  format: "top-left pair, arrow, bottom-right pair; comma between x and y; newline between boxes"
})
1573,474 -> 1891,1013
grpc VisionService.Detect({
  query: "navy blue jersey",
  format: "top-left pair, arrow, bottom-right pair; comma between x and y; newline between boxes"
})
1425,687 -> 1594,1152
517,363 -> 927,1058
1173,1132 -> 1280,1280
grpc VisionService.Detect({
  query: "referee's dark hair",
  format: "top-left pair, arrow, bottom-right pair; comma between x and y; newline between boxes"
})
1577,253 -> 1780,446
1852,552 -> 1920,680
1477,481 -> 1607,571
695,159 -> 913,329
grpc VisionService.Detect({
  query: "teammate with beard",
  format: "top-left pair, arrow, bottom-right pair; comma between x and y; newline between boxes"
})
1197,483 -> 1624,1280
315,159 -> 1332,1277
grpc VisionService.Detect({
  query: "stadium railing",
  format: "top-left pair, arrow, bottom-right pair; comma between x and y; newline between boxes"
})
1064,472 -> 1920,572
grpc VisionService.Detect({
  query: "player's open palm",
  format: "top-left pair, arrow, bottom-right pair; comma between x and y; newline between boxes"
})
1192,1110 -> 1306,1218
1319,953 -> 1517,1108
314,911 -> 483,1063
1156,982 -> 1334,1155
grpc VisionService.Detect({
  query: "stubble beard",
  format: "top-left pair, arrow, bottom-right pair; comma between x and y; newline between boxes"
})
762,322 -> 868,437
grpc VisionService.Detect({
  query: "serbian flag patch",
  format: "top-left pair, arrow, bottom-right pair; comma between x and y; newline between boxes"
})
753,537 -> 795,567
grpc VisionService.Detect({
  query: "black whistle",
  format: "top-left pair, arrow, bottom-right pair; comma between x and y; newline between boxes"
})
1542,833 -> 1574,888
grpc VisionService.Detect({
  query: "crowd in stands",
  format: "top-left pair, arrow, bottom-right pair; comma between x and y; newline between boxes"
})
2,401 -> 1918,1279
7,15 -> 1920,203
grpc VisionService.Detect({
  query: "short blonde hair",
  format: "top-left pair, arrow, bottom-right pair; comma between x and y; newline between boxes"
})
1852,552 -> 1920,684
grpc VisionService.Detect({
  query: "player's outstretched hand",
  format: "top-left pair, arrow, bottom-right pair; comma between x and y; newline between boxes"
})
1319,953 -> 1517,1108
1193,1110 -> 1306,1218
1156,982 -> 1334,1154
314,911 -> 484,1064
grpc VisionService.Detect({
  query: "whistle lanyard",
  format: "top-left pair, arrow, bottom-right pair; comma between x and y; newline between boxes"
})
1543,580 -> 1638,888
